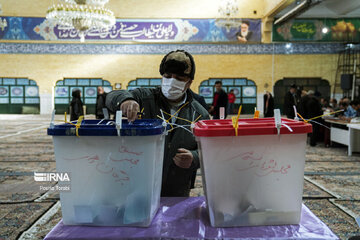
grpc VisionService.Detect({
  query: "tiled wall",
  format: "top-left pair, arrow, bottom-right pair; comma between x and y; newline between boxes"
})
0,43 -> 340,114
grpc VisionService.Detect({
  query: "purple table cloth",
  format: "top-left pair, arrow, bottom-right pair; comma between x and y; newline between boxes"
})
45,197 -> 338,240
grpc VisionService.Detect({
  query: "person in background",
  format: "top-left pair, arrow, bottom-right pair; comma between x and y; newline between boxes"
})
301,90 -> 308,97
70,89 -> 84,121
96,86 -> 107,119
341,100 -> 360,120
342,97 -> 351,105
227,89 -> 236,115
320,98 -> 331,112
330,98 -> 338,110
298,90 -> 323,146
209,81 -> 228,119
263,91 -> 274,117
106,50 -> 209,197
283,84 -> 298,119
337,101 -> 348,117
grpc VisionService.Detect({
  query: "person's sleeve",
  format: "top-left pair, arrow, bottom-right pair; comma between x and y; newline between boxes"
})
199,96 -> 208,111
344,109 -> 350,117
73,102 -> 82,118
105,88 -> 153,113
349,108 -> 357,117
190,149 -> 200,170
222,92 -> 228,106
96,97 -> 103,113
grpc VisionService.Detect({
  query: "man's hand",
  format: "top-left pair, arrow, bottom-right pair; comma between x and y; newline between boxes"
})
173,148 -> 193,168
209,105 -> 214,114
120,100 -> 140,122
237,36 -> 247,43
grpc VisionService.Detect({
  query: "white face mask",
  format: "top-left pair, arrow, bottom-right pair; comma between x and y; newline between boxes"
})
161,77 -> 187,100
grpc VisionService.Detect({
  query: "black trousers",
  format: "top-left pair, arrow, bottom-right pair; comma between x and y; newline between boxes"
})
161,184 -> 191,197
310,121 -> 319,146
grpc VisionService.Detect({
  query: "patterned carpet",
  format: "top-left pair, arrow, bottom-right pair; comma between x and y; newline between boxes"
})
302,179 -> 333,198
304,144 -> 360,239
0,202 -> 54,240
307,175 -> 360,200
303,199 -> 360,239
0,176 -> 56,203
333,200 -> 360,216
0,115 -> 359,240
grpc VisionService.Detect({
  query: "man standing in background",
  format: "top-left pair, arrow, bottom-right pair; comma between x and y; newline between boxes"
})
95,86 -> 107,119
209,81 -> 228,119
298,90 -> 323,146
283,84 -> 298,119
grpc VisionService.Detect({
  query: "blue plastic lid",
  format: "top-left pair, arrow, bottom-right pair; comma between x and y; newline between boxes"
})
47,119 -> 166,136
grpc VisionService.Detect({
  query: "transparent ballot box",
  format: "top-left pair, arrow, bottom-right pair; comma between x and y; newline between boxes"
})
48,119 -> 166,226
194,118 -> 312,227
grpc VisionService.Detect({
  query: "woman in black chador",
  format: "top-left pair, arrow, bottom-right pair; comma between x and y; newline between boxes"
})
70,89 -> 84,121
263,91 -> 274,117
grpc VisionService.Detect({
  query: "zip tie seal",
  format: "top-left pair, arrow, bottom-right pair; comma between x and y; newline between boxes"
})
116,110 -> 122,137
50,109 -> 56,129
254,107 -> 259,119
274,109 -> 282,135
220,107 -> 225,119
282,123 -> 293,132
232,105 -> 242,136
293,105 -> 299,121
75,116 -> 84,137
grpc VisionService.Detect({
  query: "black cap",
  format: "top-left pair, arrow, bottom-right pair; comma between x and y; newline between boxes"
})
159,50 -> 195,80
290,84 -> 297,89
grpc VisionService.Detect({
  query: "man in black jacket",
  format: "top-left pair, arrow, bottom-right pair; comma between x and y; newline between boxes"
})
209,81 -> 228,119
298,90 -> 323,146
283,84 -> 298,119
106,50 -> 209,197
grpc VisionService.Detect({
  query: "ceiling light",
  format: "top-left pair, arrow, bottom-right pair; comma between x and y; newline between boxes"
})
46,0 -> 116,42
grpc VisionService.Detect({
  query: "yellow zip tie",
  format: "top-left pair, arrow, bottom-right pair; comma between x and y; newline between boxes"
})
64,112 -> 77,127
307,109 -> 344,121
162,111 -> 193,124
138,108 -> 144,119
297,112 -> 308,123
75,116 -> 84,137
157,115 -> 174,130
64,112 -> 83,136
236,105 -> 242,120
193,114 -> 202,123
232,105 -> 242,136
165,102 -> 189,123
254,107 -> 259,119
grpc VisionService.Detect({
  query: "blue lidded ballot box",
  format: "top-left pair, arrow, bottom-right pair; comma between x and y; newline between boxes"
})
48,119 -> 166,226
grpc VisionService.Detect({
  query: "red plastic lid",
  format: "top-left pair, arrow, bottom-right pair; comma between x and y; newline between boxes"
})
193,118 -> 312,137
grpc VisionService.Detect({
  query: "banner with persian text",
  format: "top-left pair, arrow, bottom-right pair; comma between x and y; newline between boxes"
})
0,17 -> 261,43
273,18 -> 360,42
